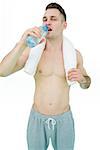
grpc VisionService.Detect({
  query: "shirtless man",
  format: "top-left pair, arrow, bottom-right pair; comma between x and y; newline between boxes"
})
0,3 -> 91,150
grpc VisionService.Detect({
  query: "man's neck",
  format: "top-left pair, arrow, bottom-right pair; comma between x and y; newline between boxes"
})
45,36 -> 63,52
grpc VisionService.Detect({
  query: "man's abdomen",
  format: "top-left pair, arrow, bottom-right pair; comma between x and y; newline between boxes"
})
33,75 -> 70,115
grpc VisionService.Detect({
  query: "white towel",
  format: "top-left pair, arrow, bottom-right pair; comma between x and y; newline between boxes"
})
24,36 -> 77,86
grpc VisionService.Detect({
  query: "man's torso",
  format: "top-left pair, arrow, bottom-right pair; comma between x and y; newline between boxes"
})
33,48 -> 70,115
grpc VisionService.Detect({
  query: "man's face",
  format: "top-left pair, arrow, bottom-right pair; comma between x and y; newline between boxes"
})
42,9 -> 67,39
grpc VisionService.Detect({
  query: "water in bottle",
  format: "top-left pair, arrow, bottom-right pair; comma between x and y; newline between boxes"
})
26,24 -> 48,48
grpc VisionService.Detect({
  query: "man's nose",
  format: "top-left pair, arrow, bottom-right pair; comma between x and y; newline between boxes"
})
45,19 -> 51,25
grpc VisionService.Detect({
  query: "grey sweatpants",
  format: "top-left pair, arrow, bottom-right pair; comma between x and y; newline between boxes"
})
27,107 -> 75,150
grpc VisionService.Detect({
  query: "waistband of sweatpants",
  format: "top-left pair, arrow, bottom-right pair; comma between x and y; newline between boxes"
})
30,106 -> 73,120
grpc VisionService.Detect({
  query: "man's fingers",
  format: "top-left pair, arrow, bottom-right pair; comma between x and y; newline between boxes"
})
25,27 -> 41,38
27,31 -> 41,38
68,68 -> 77,73
68,72 -> 78,76
31,27 -> 41,37
68,73 -> 78,78
39,38 -> 46,44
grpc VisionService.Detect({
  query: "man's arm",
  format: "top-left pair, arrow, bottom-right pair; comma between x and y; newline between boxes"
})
76,50 -> 91,89
68,50 -> 91,89
0,41 -> 30,77
0,26 -> 41,77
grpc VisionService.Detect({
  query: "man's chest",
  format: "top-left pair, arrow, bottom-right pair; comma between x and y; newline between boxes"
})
36,50 -> 66,76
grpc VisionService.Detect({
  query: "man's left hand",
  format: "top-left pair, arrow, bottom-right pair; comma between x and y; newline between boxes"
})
67,68 -> 86,83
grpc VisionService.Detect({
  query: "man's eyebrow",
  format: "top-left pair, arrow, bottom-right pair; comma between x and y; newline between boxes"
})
43,16 -> 57,20
51,16 -> 57,18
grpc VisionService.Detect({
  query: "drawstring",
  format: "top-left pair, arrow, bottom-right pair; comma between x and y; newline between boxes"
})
45,118 -> 56,130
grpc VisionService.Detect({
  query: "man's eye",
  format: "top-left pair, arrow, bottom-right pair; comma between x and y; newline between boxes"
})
51,18 -> 57,21
43,18 -> 47,22
43,20 -> 46,22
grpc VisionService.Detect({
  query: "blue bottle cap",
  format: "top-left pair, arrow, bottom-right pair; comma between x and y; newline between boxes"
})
42,25 -> 48,32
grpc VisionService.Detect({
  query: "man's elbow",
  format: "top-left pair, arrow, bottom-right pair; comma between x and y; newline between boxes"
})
0,69 -> 11,77
80,83 -> 91,89
80,76 -> 91,89
0,72 -> 10,77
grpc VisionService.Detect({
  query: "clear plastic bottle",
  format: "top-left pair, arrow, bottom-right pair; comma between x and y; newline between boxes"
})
26,25 -> 48,48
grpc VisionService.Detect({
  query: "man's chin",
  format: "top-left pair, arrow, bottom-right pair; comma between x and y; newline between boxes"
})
46,32 -> 54,38
46,34 -> 52,39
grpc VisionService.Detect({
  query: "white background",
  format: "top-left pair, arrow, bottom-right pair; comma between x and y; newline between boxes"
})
0,0 -> 100,150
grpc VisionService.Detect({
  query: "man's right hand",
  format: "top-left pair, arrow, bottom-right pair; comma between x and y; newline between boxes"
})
20,26 -> 42,45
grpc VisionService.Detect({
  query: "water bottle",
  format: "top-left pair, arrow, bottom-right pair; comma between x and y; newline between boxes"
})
26,24 -> 48,48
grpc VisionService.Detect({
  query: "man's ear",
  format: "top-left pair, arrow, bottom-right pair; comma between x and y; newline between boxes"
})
63,22 -> 67,29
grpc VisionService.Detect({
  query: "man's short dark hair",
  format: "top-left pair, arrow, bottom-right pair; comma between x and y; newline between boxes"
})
45,3 -> 66,21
